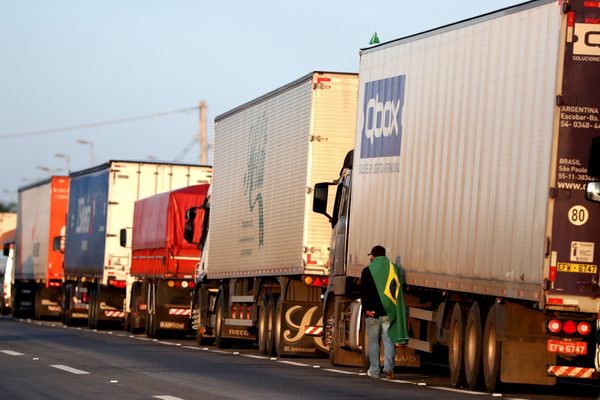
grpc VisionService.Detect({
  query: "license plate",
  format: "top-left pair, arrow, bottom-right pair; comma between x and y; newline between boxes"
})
547,339 -> 587,355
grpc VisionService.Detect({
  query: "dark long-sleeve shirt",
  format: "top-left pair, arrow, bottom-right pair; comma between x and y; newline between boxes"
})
360,266 -> 386,318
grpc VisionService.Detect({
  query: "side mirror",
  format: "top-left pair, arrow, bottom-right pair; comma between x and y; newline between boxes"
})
184,207 -> 198,244
119,228 -> 127,248
52,236 -> 65,253
586,181 -> 600,203
313,182 -> 333,221
185,207 -> 197,222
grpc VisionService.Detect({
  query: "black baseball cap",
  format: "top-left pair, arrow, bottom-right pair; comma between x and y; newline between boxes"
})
368,245 -> 386,257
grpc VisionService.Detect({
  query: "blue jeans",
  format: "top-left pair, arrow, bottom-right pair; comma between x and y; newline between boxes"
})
366,316 -> 395,378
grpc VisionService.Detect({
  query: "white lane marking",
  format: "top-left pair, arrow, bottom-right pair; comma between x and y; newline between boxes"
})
322,368 -> 357,375
50,364 -> 90,375
1,350 -> 24,356
153,396 -> 185,400
109,380 -> 119,383
182,346 -> 201,351
209,349 -> 230,354
241,354 -> 268,360
157,341 -> 177,346
134,337 -> 153,341
430,386 -> 482,395
388,379 -> 414,384
277,360 -> 310,367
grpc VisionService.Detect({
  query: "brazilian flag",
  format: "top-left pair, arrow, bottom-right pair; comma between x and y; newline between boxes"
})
369,257 -> 409,344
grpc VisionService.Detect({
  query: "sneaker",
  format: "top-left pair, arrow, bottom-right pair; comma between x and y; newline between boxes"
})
384,371 -> 395,380
366,370 -> 379,379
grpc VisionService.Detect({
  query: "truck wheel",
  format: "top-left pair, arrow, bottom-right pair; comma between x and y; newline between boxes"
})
324,298 -> 337,365
464,302 -> 483,389
274,296 -> 284,357
34,288 -> 42,320
360,318 -> 369,371
214,295 -> 228,348
448,302 -> 466,387
11,284 -> 21,318
88,285 -> 97,330
258,296 -> 268,354
483,304 -> 502,392
62,284 -> 72,326
194,301 -> 204,346
145,283 -> 154,338
147,283 -> 161,339
265,295 -> 277,355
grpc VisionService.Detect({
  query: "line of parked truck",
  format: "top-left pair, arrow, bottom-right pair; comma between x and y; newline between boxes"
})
1,0 -> 600,392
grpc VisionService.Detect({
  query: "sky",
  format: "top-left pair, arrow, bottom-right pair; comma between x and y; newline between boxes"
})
0,0 -> 526,205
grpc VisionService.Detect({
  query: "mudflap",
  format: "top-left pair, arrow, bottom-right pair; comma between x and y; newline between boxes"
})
501,336 -> 556,386
36,285 -> 62,319
156,308 -> 190,332
220,321 -> 256,341
277,300 -> 326,357
498,302 -> 556,386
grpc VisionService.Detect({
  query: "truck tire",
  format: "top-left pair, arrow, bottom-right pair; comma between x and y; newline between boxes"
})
265,295 -> 277,356
258,296 -> 268,354
34,288 -> 42,320
62,284 -> 72,326
464,302 -> 483,389
360,318 -> 369,371
193,301 -> 204,346
483,304 -> 502,392
88,285 -> 98,330
146,283 -> 160,339
448,302 -> 466,387
214,295 -> 228,348
324,298 -> 337,365
11,284 -> 21,318
274,296 -> 284,357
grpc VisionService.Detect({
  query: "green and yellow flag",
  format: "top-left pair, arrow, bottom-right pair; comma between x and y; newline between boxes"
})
369,257 -> 409,344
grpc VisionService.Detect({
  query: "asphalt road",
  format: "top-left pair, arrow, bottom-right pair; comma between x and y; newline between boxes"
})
0,316 -> 598,400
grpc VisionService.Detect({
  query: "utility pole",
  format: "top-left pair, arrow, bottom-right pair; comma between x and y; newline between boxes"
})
199,101 -> 208,164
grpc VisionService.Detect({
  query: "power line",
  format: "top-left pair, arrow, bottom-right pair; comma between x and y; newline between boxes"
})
0,106 -> 199,140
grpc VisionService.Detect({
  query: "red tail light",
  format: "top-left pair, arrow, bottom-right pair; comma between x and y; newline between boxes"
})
188,281 -> 195,288
548,319 -> 562,333
549,265 -> 557,282
303,275 -> 328,288
48,281 -> 61,288
577,321 -> 591,336
563,320 -> 577,335
109,280 -> 126,289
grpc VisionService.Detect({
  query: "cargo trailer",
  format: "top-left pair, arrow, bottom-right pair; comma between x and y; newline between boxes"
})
63,160 -> 211,328
313,0 -> 600,391
184,71 -> 358,355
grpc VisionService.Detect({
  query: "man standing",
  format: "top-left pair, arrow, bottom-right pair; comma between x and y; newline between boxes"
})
361,245 -> 408,380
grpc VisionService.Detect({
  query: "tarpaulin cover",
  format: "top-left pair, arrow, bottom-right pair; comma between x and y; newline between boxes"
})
131,184 -> 208,277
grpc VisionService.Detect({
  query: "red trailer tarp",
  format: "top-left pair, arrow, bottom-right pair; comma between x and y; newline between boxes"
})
130,184 -> 209,278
